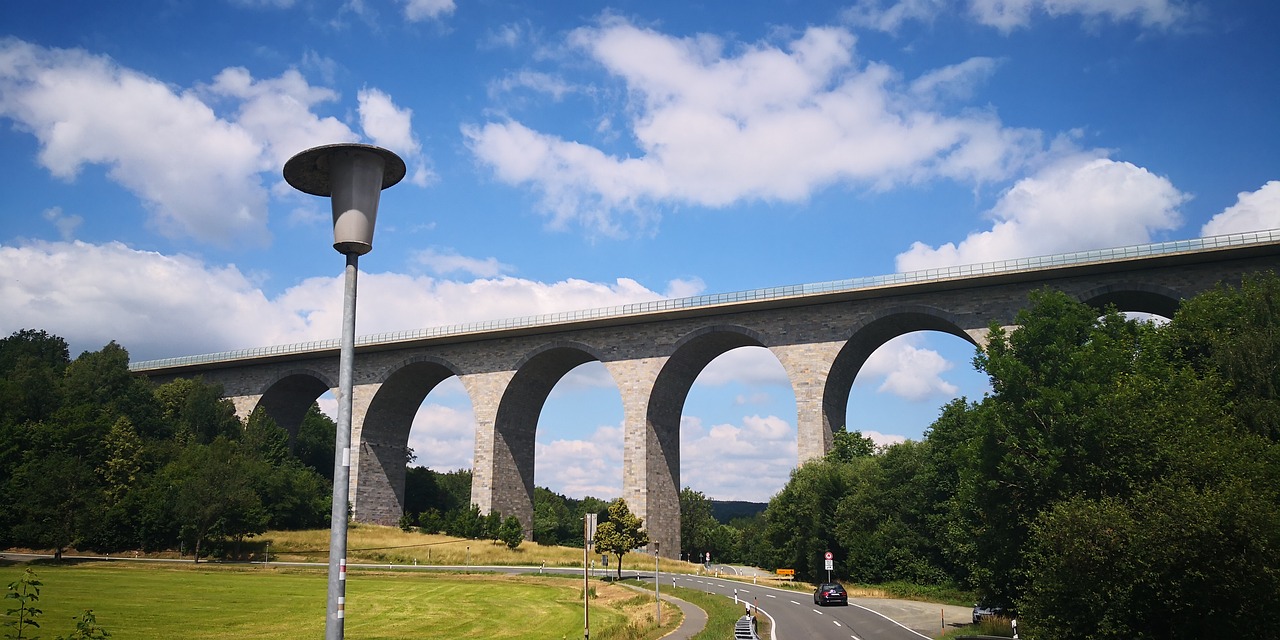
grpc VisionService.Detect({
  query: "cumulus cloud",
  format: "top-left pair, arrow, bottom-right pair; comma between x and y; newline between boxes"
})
401,0 -> 455,21
464,20 -> 1042,236
414,247 -> 514,278
357,87 -> 435,186
0,240 -> 304,359
0,39 -> 430,249
0,239 -> 699,362
696,347 -> 789,387
895,153 -> 1187,270
535,425 -> 624,499
1200,181 -> 1280,238
407,396 -> 476,472
845,0 -> 1191,33
204,66 -> 356,171
42,207 -> 83,241
681,415 -> 797,502
969,0 -> 1190,32
0,39 -> 268,247
857,334 -> 959,402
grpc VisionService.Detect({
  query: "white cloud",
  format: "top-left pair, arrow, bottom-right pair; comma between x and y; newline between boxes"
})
969,0 -> 1190,32
696,347 -> 789,387
0,239 -> 695,362
1200,181 -> 1280,238
895,153 -> 1187,270
401,0 -> 455,21
408,398 -> 475,472
857,335 -> 959,402
535,425 -> 624,499
204,66 -> 356,172
681,414 -> 797,502
842,0 -> 947,33
357,87 -> 435,186
0,240 -> 304,360
0,39 -> 269,247
414,247 -> 514,278
464,20 -> 1042,236
41,207 -> 83,241
861,429 -> 907,449
0,39 -> 432,249
846,0 -> 1191,32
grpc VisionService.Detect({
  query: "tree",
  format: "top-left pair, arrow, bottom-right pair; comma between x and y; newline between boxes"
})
7,451 -> 103,560
679,488 -> 717,561
825,429 -> 876,463
594,499 -> 648,580
499,516 -> 524,550
166,437 -> 266,562
294,403 -> 336,481
763,459 -> 857,581
153,377 -> 240,445
0,329 -> 69,429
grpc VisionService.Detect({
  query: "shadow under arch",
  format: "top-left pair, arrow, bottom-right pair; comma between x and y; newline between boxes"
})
353,355 -> 467,524
644,324 -> 771,556
492,341 -> 615,537
824,306 -> 976,437
1077,282 -> 1185,319
255,368 -> 337,444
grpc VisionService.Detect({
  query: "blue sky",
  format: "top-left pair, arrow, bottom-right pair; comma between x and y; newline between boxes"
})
3,0 -> 1278,502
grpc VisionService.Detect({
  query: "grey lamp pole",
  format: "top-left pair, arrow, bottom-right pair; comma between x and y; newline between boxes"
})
284,143 -> 405,640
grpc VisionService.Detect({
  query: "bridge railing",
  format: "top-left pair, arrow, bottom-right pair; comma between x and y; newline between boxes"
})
129,229 -> 1280,372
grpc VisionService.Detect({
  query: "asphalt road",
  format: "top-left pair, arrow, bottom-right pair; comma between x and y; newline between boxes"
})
636,572 -> 972,640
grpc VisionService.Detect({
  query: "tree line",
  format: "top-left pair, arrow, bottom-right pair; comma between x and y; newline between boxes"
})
712,274 -> 1280,639
0,332 -> 337,561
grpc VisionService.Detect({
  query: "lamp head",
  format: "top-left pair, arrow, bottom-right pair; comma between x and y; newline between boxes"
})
283,143 -> 406,256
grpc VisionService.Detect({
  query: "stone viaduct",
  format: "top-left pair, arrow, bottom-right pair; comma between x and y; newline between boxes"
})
130,231 -> 1280,558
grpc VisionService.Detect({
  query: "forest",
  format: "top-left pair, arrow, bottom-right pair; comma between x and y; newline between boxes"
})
4,273 -> 1279,638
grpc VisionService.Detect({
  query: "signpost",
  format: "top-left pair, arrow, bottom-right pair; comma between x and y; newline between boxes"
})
824,551 -> 834,582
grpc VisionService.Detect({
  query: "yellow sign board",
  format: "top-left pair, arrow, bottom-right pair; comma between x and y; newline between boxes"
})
775,568 -> 795,576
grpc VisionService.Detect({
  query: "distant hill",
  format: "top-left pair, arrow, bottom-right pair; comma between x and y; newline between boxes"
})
710,500 -> 767,523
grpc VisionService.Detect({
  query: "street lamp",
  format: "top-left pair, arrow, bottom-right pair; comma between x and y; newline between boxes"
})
284,143 -> 405,640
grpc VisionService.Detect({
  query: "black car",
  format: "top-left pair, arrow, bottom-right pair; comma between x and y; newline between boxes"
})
813,582 -> 848,606
972,601 -> 1014,623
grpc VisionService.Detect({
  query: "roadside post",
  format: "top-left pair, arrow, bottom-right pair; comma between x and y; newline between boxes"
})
584,513 -> 597,640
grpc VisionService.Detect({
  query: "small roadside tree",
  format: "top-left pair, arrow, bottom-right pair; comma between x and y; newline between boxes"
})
594,499 -> 648,580
499,516 -> 524,550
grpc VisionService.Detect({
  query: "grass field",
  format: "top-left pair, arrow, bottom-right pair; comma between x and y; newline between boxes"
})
0,560 -> 681,639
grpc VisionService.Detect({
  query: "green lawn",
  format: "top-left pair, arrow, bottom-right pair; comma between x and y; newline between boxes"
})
1,561 -> 627,639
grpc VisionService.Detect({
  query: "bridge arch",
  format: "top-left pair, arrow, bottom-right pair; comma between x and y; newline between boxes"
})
253,368 -> 338,444
352,355 -> 467,524
491,341 -> 615,536
639,325 -> 771,555
821,306 -> 977,455
1077,282 -> 1185,318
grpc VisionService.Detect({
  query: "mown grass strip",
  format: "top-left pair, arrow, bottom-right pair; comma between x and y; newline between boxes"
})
0,561 -> 631,639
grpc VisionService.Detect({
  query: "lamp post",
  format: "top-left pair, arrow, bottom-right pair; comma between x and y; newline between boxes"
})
284,143 -> 405,640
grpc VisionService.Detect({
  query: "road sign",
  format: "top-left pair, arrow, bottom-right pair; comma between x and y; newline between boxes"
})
585,513 -> 597,546
824,551 -> 834,572
824,551 -> 833,560
705,552 -> 710,563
